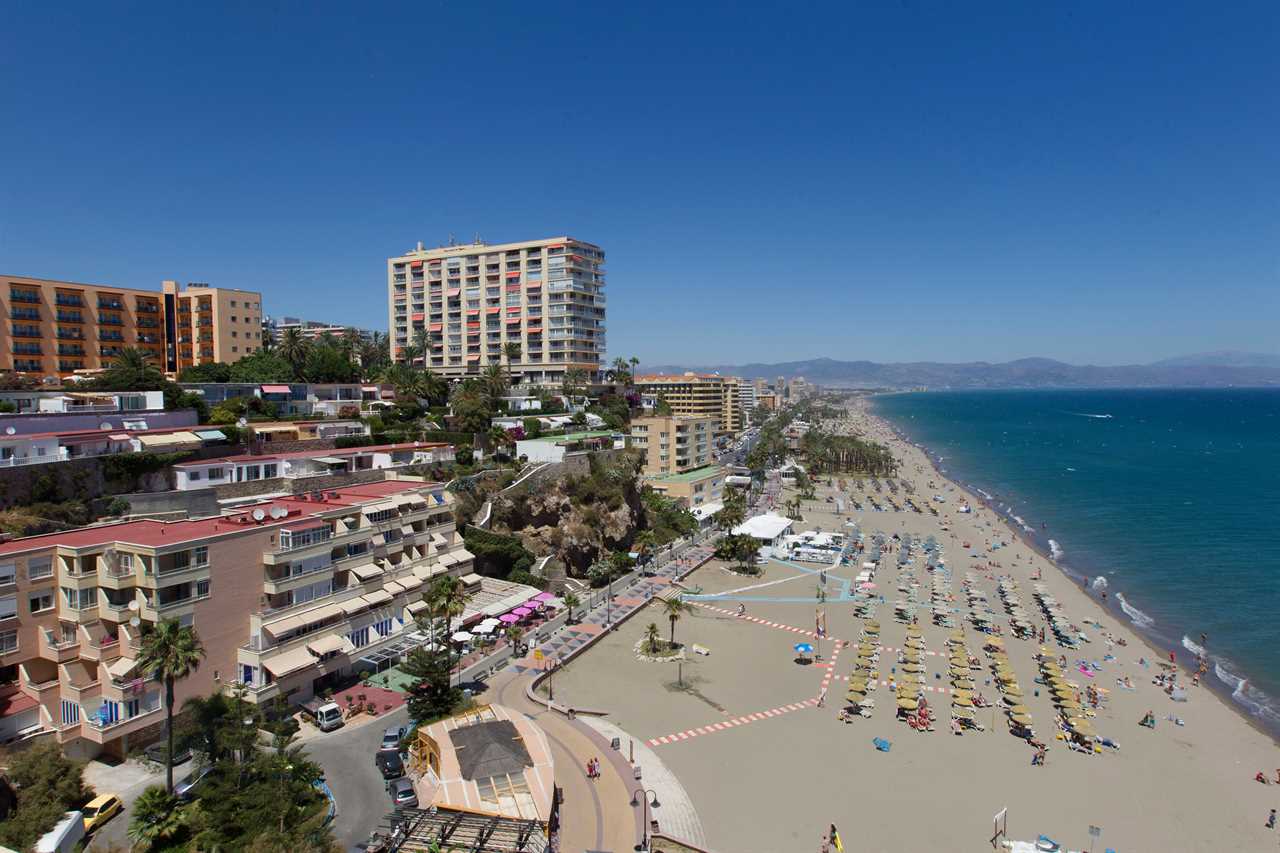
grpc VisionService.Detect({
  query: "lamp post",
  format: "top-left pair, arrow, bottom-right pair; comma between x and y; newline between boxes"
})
631,787 -> 660,851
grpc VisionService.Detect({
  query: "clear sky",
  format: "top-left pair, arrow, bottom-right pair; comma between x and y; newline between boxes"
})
2,3 -> 1277,367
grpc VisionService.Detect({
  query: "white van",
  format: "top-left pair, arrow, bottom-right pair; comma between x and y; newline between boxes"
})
35,811 -> 85,853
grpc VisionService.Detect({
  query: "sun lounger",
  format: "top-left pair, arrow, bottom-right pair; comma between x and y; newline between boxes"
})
872,737 -> 892,752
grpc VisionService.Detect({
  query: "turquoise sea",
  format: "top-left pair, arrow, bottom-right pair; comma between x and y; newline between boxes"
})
873,388 -> 1280,733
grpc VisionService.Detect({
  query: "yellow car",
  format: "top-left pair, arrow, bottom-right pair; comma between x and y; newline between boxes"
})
82,793 -> 123,833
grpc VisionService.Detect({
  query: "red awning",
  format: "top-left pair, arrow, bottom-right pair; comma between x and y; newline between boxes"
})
506,317 -> 521,325
525,281 -> 542,288
526,327 -> 543,334
429,323 -> 443,331
447,288 -> 461,297
467,355 -> 480,362
505,284 -> 521,291
506,271 -> 521,278
361,386 -> 378,392
467,310 -> 479,317
411,313 -> 424,321
486,307 -> 500,314
261,385 -> 291,394
410,260 -> 423,268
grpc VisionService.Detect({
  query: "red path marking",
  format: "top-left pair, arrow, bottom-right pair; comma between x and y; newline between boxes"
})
647,699 -> 820,747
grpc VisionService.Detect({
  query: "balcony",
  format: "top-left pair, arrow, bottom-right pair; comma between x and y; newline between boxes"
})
11,344 -> 42,356
58,345 -> 86,357
56,312 -> 85,324
54,295 -> 85,307
99,331 -> 125,342
99,315 -> 125,326
56,329 -> 84,340
38,629 -> 80,663
136,318 -> 160,328
12,359 -> 43,372
58,360 -> 84,372
10,308 -> 40,321
81,703 -> 164,744
136,303 -> 160,314
97,299 -> 125,310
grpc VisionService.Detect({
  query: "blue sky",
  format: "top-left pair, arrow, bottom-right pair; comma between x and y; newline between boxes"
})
2,2 -> 1277,366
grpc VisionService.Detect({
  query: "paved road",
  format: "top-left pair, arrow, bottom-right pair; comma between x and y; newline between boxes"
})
307,706 -> 408,851
87,756 -> 194,852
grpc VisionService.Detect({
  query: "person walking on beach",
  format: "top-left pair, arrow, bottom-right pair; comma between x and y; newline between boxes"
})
1267,808 -> 1276,829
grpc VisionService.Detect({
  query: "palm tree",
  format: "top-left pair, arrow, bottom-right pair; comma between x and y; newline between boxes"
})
644,622 -> 662,654
427,575 -> 469,681
563,592 -> 581,623
138,619 -> 205,794
607,357 -> 631,385
420,369 -> 447,406
98,347 -> 165,390
505,624 -> 525,654
128,785 -> 185,850
561,367 -> 589,401
480,362 -> 510,409
660,596 -> 689,648
278,327 -> 308,379
503,341 -> 522,366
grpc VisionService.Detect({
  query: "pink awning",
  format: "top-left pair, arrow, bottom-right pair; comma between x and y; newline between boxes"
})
261,385 -> 291,394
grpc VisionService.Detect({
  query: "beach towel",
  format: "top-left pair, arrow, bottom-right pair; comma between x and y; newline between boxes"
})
873,737 -> 892,752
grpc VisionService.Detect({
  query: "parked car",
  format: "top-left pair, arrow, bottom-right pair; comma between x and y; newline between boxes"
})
174,765 -> 215,801
375,749 -> 404,780
388,777 -> 418,808
81,794 -> 122,833
144,742 -> 193,767
380,725 -> 407,751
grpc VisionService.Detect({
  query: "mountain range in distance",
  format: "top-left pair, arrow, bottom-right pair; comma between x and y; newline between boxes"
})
637,352 -> 1280,389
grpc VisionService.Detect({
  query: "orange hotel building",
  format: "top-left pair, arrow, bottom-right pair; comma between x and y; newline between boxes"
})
2,275 -> 264,380
0,478 -> 473,759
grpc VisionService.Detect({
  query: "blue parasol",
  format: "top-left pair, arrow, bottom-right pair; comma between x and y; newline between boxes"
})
794,643 -> 814,654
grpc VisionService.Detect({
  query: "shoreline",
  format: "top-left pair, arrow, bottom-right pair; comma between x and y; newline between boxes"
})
863,393 -> 1280,747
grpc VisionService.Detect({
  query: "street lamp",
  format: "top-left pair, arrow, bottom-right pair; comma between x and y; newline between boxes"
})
631,788 -> 660,851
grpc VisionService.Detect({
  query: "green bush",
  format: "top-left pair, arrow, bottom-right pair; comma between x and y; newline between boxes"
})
334,434 -> 375,449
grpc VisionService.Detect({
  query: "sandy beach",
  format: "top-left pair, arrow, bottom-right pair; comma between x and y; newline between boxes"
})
550,397 -> 1280,852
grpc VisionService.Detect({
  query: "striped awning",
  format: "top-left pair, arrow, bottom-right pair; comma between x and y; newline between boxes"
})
263,646 -> 318,678
362,589 -> 393,607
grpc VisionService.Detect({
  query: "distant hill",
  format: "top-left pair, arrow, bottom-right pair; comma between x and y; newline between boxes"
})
637,355 -> 1280,389
1150,351 -> 1280,370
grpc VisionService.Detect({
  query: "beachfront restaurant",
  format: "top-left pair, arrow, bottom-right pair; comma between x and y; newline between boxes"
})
732,512 -> 795,559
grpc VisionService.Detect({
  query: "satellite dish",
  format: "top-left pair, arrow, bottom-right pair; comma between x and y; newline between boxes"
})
3,427 -> 13,436
128,600 -> 139,611
252,508 -> 266,522
270,506 -> 287,519
100,422 -> 112,430
130,617 -> 141,627
237,417 -> 248,427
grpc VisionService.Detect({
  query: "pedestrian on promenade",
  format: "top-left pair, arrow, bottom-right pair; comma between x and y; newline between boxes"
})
817,686 -> 827,707
1267,808 -> 1276,829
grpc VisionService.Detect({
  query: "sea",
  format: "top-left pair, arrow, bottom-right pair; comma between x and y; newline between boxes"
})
872,388 -> 1280,735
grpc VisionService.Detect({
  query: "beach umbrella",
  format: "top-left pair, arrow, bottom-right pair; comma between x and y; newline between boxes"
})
953,707 -> 975,719
1057,701 -> 1082,713
1007,704 -> 1029,715
952,689 -> 972,699
512,607 -> 533,616
1069,719 -> 1096,736
794,643 -> 814,655
902,664 -> 924,673
1002,694 -> 1022,706
1010,713 -> 1034,726
845,689 -> 866,700
471,622 -> 496,634
897,698 -> 919,710
499,613 -> 521,624
952,696 -> 973,707
451,631 -> 474,642
1002,685 -> 1023,697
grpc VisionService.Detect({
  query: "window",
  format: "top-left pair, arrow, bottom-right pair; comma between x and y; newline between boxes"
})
196,579 -> 210,598
188,470 -> 202,481
240,664 -> 257,686
232,346 -> 238,353
230,300 -> 237,307
194,546 -> 208,567
26,556 -> 52,580
59,588 -> 96,610
29,591 -> 54,613
0,563 -> 14,586
231,330 -> 237,337
263,464 -> 277,477
0,596 -> 15,620
207,467 -> 225,480
0,629 -> 17,653
348,626 -> 370,648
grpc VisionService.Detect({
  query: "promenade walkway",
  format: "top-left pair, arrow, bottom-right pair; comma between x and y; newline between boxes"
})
477,533 -> 720,853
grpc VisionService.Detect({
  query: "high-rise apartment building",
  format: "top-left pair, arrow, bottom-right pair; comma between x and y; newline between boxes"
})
0,478 -> 474,759
635,372 -> 742,437
388,237 -> 605,385
629,414 -> 724,510
630,414 -> 717,476
2,276 -> 263,379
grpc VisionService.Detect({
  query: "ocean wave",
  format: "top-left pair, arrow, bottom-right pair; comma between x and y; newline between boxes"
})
974,487 -> 993,500
1091,576 -> 1108,591
1048,540 -> 1064,561
1214,661 -> 1280,725
1068,412 -> 1114,419
1182,635 -> 1206,658
1115,592 -> 1154,628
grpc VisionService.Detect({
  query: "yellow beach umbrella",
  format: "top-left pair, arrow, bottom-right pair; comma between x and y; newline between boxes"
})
1069,719 -> 1096,736
1007,704 -> 1029,715
952,696 -> 973,707
902,664 -> 924,673
1010,713 -> 1034,726
1002,685 -> 1023,697
897,698 -> 919,710
1002,694 -> 1022,705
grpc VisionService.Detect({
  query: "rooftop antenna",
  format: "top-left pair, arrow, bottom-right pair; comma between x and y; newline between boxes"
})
447,233 -> 456,246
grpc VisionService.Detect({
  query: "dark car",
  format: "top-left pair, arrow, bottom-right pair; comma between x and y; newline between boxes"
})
380,726 -> 407,751
388,777 -> 418,808
145,742 -> 193,767
375,749 -> 404,780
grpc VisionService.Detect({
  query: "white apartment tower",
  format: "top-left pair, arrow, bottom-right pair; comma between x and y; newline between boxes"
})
388,237 -> 605,385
